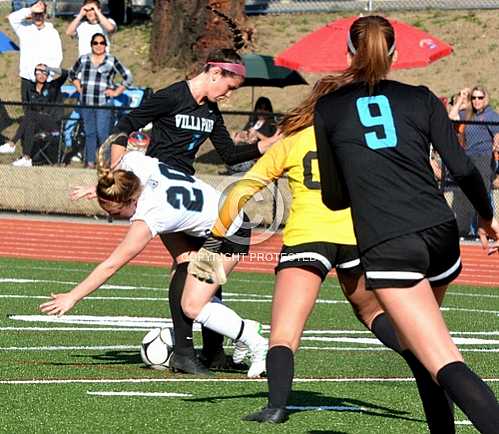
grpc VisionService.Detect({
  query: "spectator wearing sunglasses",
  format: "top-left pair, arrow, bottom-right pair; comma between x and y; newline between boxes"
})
7,1 -> 63,103
69,33 -> 133,168
454,86 -> 499,238
0,64 -> 68,166
66,0 -> 116,57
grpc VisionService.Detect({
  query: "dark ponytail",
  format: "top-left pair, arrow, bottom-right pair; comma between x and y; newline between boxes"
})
206,5 -> 244,51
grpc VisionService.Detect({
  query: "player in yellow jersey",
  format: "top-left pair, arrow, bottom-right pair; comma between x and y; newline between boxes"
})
189,77 -> 456,431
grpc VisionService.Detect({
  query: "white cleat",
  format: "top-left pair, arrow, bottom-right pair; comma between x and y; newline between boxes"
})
232,339 -> 249,365
246,334 -> 268,378
0,142 -> 16,154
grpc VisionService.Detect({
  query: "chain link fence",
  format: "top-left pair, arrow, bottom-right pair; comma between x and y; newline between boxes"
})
0,100 -> 497,235
246,0 -> 499,15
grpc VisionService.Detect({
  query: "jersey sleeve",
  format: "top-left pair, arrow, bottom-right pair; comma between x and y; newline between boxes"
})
212,137 -> 290,237
428,90 -> 493,220
314,103 -> 351,211
210,113 -> 262,165
111,86 -> 179,146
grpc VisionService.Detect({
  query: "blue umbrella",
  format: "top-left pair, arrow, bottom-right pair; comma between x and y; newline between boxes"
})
0,32 -> 19,53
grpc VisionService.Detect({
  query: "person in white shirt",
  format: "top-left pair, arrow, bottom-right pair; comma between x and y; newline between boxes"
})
39,149 -> 268,379
66,0 -> 117,56
8,1 -> 63,103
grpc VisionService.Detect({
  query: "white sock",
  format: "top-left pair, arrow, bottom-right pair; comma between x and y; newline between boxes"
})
195,302 -> 243,340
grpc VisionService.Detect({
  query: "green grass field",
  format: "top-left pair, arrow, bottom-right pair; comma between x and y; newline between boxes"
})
1,256 -> 498,433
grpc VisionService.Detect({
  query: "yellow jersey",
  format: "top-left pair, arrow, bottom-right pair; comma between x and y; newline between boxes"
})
213,126 -> 356,246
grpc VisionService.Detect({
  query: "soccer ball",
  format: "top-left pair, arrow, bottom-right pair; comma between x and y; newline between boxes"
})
140,327 -> 175,370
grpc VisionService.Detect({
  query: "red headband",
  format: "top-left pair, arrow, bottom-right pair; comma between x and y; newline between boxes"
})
206,62 -> 246,77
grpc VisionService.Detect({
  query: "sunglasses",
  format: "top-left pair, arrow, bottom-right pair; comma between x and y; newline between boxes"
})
471,95 -> 485,100
35,69 -> 49,76
92,41 -> 107,46
83,7 -> 94,12
32,12 -> 44,18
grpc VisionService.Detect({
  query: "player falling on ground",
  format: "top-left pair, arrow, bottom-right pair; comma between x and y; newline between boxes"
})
39,148 -> 268,378
188,76 -> 461,430
102,8 -> 280,374
314,15 -> 499,433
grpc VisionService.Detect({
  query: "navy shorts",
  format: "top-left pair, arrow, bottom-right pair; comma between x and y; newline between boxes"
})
362,220 -> 462,290
275,242 -> 362,281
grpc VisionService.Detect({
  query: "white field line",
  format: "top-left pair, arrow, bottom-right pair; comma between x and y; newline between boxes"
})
0,293 -> 348,304
87,391 -> 192,397
448,291 -> 499,299
2,344 -> 498,353
1,377 -> 499,385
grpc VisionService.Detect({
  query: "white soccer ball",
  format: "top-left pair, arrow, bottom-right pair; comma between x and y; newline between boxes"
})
140,327 -> 175,370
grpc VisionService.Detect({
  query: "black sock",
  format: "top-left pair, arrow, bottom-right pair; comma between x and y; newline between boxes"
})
371,315 -> 454,433
402,351 -> 455,434
370,313 -> 402,353
168,262 -> 195,357
437,361 -> 499,434
201,285 -> 225,358
267,346 -> 294,409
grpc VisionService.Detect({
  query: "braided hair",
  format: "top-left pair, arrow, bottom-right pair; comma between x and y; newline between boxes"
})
206,5 -> 244,51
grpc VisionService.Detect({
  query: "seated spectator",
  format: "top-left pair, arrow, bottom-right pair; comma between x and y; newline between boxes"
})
8,1 -> 63,103
229,97 -> 277,174
69,33 -> 133,169
0,64 -> 68,166
66,0 -> 117,57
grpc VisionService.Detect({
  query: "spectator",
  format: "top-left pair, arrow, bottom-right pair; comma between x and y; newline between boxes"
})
69,33 -> 132,169
453,86 -> 499,238
229,96 -> 277,173
0,64 -> 67,166
8,1 -> 63,103
66,0 -> 117,57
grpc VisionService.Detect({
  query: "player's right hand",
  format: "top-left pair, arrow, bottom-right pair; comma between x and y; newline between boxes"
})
477,216 -> 499,255
39,293 -> 77,317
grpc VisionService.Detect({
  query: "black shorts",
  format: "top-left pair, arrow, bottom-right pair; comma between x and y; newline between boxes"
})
362,220 -> 462,290
275,242 -> 362,281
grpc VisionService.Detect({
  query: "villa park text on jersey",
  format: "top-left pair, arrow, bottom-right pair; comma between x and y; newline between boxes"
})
175,114 -> 214,133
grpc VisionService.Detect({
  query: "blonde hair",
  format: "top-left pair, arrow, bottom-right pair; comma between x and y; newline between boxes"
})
95,134 -> 141,209
279,16 -> 395,137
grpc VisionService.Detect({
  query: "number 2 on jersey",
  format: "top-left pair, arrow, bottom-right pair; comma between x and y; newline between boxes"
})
356,95 -> 397,149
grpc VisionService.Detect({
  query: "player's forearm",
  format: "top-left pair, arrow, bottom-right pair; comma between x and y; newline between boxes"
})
68,261 -> 120,303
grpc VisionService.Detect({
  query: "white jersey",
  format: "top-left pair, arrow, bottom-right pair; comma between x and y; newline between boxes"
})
120,152 -> 236,238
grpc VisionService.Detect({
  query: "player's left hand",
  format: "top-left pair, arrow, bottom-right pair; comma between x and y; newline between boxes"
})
257,130 -> 282,154
69,185 -> 97,201
188,248 -> 227,285
39,293 -> 77,316
477,216 -> 499,255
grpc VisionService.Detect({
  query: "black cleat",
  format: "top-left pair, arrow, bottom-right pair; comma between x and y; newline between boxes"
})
242,407 -> 289,424
169,353 -> 213,376
199,349 -> 249,372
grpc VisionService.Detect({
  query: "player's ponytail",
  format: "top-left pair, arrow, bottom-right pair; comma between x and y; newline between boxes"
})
341,15 -> 395,92
203,6 -> 245,78
95,134 -> 141,208
206,5 -> 244,51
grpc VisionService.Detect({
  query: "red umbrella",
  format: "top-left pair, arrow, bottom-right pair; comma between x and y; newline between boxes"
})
275,16 -> 453,72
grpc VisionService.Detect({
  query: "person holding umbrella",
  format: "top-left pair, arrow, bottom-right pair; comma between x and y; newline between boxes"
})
314,15 -> 499,433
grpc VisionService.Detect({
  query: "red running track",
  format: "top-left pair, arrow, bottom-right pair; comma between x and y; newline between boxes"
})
0,218 -> 497,286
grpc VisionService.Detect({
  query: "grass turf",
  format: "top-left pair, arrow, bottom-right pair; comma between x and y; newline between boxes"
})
1,256 -> 497,433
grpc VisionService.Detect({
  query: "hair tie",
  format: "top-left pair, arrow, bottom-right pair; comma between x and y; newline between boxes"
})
347,31 -> 395,56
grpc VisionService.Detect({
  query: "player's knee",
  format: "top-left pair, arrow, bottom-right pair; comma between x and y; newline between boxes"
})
350,297 -> 384,329
181,296 -> 202,320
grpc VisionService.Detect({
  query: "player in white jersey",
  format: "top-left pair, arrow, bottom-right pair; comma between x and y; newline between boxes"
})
39,151 -> 267,378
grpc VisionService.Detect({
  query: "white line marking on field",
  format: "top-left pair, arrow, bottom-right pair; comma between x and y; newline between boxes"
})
286,405 -> 363,412
87,391 -> 192,398
442,307 -> 499,316
0,345 -> 138,351
1,377 -> 498,385
455,421 -> 472,425
448,291 -> 499,299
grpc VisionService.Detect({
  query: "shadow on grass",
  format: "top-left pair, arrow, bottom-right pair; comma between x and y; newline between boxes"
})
186,390 -> 424,425
50,350 -> 143,366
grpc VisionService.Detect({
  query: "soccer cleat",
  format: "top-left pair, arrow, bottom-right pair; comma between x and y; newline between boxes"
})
242,406 -> 289,423
246,336 -> 268,378
0,142 -> 16,154
169,353 -> 213,376
232,339 -> 249,365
